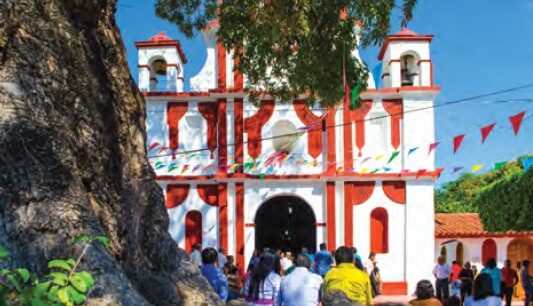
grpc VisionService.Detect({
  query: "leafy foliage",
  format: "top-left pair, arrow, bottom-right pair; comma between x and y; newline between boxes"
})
155,0 -> 418,106
435,155 -> 533,231
0,235 -> 105,306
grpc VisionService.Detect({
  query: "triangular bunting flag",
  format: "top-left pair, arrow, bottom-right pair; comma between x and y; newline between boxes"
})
509,111 -> 526,135
361,157 -> 372,164
382,167 -> 392,172
494,162 -> 506,170
453,134 -> 465,154
375,154 -> 384,161
428,142 -> 440,155
168,163 -> 178,172
522,157 -> 533,172
180,164 -> 190,174
158,146 -> 168,154
148,142 -> 160,151
416,169 -> 427,179
192,165 -> 201,172
259,173 -> 266,180
400,169 -> 410,174
471,164 -> 483,173
387,151 -> 400,164
360,168 -> 369,174
452,166 -> 464,173
370,168 -> 379,174
408,147 -> 419,155
480,123 -> 496,143
231,163 -> 240,171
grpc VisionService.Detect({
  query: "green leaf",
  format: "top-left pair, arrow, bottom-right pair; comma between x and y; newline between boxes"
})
95,236 -> 109,247
6,274 -> 22,292
57,288 -> 69,304
73,271 -> 94,288
73,235 -> 92,244
32,281 -> 51,298
15,268 -> 30,283
0,246 -> 9,260
69,274 -> 87,293
66,285 -> 86,304
66,258 -> 76,267
29,298 -> 50,306
48,272 -> 68,286
47,285 -> 59,300
48,260 -> 72,271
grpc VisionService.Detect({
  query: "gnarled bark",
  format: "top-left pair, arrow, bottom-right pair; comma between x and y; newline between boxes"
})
0,0 -> 220,305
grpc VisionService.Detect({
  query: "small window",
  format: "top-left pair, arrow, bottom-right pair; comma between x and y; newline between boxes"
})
272,120 -> 298,153
370,208 -> 389,253
400,54 -> 418,86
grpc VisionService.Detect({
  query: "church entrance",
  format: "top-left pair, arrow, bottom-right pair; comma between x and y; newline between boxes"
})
255,196 -> 316,253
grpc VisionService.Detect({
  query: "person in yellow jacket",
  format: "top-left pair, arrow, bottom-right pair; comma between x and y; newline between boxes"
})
323,246 -> 373,306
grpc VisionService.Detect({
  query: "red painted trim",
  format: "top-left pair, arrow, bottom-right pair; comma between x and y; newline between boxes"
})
167,102 -> 188,150
351,101 -> 373,157
382,180 -> 406,204
343,98 -> 353,172
217,42 -> 226,89
370,207 -> 389,253
244,100 -> 275,159
363,86 -> 441,94
326,182 -> 336,250
388,59 -> 402,65
315,223 -> 327,227
294,100 -> 323,159
381,72 -> 390,79
218,183 -> 228,251
344,182 -> 353,247
217,99 -> 228,173
135,40 -> 188,63
234,98 -> 244,173
197,184 -> 218,206
381,282 -> 408,295
165,184 -> 190,209
436,232 -> 533,238
378,35 -> 433,60
244,223 -> 255,227
234,54 -> 244,89
143,91 -> 210,97
198,103 -> 218,158
382,99 -> 403,149
351,181 -> 376,205
235,183 -> 245,271
185,210 -> 202,253
326,107 -> 336,173
138,64 -> 150,69
417,60 -> 434,85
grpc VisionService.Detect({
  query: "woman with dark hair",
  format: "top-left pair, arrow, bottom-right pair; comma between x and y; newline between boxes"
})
464,273 -> 502,306
409,280 -> 442,306
243,252 -> 281,305
480,258 -> 503,296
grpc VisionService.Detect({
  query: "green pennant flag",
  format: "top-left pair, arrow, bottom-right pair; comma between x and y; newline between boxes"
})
244,161 -> 254,170
370,168 -> 379,174
494,161 -> 507,170
350,83 -> 362,110
387,151 -> 400,164
259,173 -> 265,180
168,164 -> 178,172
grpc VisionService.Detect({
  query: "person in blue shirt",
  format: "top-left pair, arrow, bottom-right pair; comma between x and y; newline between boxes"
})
200,247 -> 228,302
314,243 -> 334,277
353,247 -> 364,270
480,258 -> 502,296
302,247 -> 315,272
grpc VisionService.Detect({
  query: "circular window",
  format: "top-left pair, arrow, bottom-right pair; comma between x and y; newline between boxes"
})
272,120 -> 298,153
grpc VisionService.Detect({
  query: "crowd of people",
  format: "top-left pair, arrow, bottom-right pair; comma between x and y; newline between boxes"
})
189,244 -> 533,306
431,256 -> 532,306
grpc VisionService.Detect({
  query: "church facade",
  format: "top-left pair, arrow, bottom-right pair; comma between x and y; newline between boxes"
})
136,26 -> 441,294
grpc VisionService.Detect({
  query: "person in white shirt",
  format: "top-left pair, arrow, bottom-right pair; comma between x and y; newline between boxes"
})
280,251 -> 293,273
464,273 -> 502,306
217,247 -> 227,268
275,254 -> 323,306
189,244 -> 202,267
433,256 -> 452,301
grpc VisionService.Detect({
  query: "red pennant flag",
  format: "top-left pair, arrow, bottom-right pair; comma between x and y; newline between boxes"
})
480,123 -> 496,143
158,146 -> 168,154
416,169 -> 427,179
428,141 -> 440,156
453,134 -> 465,154
435,167 -> 445,177
148,142 -> 160,151
509,111 -> 525,135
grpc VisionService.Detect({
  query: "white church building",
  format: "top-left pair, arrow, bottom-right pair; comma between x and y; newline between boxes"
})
136,26 -> 442,295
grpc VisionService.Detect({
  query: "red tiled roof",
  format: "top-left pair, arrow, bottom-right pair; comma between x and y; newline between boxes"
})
149,32 -> 173,41
393,28 -> 419,37
435,213 -> 533,238
135,32 -> 188,64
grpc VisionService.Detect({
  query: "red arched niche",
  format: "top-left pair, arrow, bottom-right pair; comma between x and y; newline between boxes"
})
370,208 -> 389,253
482,238 -> 497,266
185,210 -> 202,253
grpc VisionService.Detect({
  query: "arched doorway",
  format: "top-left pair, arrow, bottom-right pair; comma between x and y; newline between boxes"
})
482,238 -> 497,266
456,242 -> 464,265
255,196 -> 316,253
507,238 -> 533,300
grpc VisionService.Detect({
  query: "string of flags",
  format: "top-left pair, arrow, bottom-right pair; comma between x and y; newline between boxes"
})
146,110 -> 530,178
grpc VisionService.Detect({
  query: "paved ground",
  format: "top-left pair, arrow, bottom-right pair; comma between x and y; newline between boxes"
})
374,295 -> 525,305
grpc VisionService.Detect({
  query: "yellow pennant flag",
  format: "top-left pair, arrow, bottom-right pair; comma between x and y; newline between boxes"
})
375,154 -> 384,161
360,167 -> 369,174
472,164 -> 484,173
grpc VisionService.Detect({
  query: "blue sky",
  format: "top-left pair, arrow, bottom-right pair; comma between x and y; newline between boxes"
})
117,0 -> 533,185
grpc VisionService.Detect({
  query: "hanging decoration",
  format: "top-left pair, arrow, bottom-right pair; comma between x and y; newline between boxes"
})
428,141 -> 440,155
494,162 -> 506,170
408,147 -> 419,155
387,151 -> 400,164
522,157 -> 533,172
453,134 -> 465,154
509,111 -> 526,135
452,166 -> 464,173
471,164 -> 484,173
148,142 -> 160,151
480,123 -> 496,143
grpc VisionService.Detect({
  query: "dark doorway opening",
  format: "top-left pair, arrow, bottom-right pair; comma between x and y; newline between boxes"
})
255,196 -> 316,253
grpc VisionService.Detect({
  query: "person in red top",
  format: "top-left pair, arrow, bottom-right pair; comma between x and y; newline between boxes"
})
501,259 -> 519,306
451,261 -> 463,297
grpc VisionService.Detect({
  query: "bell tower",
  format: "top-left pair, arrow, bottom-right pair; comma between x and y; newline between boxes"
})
135,32 -> 187,93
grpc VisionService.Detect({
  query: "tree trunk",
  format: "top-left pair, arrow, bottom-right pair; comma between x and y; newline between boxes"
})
0,0 -> 220,305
